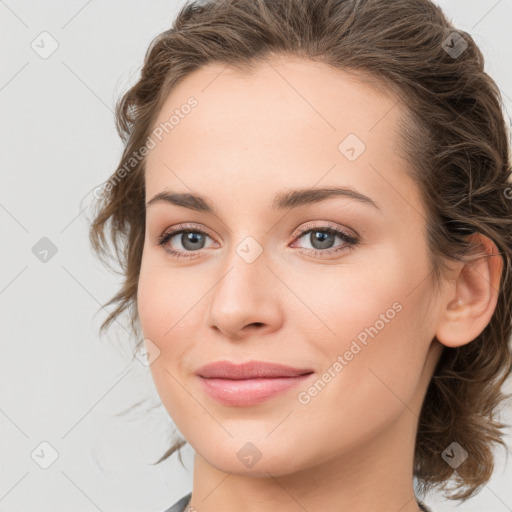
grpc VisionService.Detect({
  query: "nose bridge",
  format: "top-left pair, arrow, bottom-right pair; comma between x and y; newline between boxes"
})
214,234 -> 268,305
206,233 -> 282,337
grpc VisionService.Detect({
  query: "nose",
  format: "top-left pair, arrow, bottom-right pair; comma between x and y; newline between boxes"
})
206,243 -> 284,340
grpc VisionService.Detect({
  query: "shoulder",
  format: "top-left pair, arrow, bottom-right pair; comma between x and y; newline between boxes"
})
161,492 -> 192,512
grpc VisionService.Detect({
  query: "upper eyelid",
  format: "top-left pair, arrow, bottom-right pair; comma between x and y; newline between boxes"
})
161,223 -> 217,241
295,221 -> 357,238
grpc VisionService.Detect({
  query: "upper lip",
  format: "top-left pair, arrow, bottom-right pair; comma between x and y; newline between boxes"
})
196,360 -> 314,380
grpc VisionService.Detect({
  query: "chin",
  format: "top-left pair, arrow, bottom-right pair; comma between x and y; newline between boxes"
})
192,436 -> 311,477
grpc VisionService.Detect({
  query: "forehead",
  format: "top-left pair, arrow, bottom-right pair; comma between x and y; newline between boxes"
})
145,55 -> 421,220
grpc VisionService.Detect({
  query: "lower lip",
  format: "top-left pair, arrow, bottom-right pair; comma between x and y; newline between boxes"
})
198,374 -> 314,406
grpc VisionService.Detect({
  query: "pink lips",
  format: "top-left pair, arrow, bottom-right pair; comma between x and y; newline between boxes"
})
196,360 -> 314,406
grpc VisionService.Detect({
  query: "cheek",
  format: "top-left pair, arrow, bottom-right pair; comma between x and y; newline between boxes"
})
299,261 -> 433,431
137,251 -> 199,341
285,280 -> 432,466
137,254 -> 207,423
292,244 -> 432,391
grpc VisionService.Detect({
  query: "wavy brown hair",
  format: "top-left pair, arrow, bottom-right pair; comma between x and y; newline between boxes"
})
88,0 -> 512,502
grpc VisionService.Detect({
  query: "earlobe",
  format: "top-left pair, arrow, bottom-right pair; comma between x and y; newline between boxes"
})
435,233 -> 503,349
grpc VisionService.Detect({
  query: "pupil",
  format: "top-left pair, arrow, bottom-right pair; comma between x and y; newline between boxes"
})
312,230 -> 334,249
182,232 -> 204,250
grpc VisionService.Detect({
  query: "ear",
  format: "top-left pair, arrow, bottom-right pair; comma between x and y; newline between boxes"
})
435,232 -> 503,348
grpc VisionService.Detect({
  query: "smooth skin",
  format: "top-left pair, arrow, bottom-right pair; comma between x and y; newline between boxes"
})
138,55 -> 502,512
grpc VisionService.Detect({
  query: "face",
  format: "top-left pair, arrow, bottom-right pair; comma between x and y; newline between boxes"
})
138,55 -> 444,477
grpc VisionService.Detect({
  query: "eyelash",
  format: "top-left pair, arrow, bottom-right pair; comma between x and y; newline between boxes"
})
156,222 -> 359,260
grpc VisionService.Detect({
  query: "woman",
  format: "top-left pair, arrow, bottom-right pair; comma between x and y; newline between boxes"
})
89,0 -> 512,510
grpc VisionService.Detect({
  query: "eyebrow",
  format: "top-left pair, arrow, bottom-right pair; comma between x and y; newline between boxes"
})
145,186 -> 381,213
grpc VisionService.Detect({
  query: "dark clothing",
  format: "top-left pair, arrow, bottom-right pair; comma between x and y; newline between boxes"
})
162,492 -> 191,512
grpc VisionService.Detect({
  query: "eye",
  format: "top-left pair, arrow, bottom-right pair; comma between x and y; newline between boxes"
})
156,224 -> 216,258
290,223 -> 359,257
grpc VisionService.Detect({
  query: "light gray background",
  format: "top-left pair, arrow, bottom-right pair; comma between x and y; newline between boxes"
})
1,1 -> 511,511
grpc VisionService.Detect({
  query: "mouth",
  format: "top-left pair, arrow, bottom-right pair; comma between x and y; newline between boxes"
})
195,360 -> 315,406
